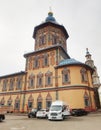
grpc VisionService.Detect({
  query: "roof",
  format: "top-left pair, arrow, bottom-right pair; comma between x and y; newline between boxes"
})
0,71 -> 26,79
56,58 -> 94,72
24,44 -> 70,58
59,58 -> 83,66
33,12 -> 69,39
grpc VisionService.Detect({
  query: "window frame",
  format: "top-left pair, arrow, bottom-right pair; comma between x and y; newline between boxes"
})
45,71 -> 53,87
80,68 -> 88,83
62,68 -> 70,85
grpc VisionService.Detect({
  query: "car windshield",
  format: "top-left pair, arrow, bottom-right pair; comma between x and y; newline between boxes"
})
31,109 -> 37,112
39,110 -> 45,112
50,105 -> 62,111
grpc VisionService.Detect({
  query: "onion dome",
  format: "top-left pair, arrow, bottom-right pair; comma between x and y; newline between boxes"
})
86,48 -> 91,56
33,11 -> 69,39
45,12 -> 56,22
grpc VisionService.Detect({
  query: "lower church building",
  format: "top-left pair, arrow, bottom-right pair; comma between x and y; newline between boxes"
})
0,11 -> 100,113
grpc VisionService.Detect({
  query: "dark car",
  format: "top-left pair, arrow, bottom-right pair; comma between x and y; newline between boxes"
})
71,108 -> 88,116
28,108 -> 37,118
0,114 -> 5,122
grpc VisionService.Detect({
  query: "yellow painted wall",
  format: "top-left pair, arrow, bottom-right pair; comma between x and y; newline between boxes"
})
24,91 -> 56,111
57,66 -> 93,87
0,60 -> 96,112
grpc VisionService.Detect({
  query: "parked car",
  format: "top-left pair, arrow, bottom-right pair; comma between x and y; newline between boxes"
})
71,108 -> 88,116
0,106 -> 5,122
28,108 -> 37,118
0,114 -> 5,122
36,109 -> 49,118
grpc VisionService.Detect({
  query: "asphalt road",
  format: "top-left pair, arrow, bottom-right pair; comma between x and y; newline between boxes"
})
0,112 -> 101,130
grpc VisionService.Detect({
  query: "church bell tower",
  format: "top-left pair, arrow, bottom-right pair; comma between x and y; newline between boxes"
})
85,48 -> 101,108
33,11 -> 69,52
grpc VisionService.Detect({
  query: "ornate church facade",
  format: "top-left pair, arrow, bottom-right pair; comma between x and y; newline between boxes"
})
0,12 -> 100,112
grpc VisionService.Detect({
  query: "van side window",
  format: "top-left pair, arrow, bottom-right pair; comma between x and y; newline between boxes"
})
62,105 -> 67,111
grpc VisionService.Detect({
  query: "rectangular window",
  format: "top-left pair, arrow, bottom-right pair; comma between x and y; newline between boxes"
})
7,102 -> 12,106
63,74 -> 69,83
62,68 -> 70,85
34,57 -> 39,69
35,60 -> 38,67
48,77 -> 51,85
37,102 -> 42,110
9,80 -> 14,90
80,68 -> 88,82
39,78 -> 42,86
28,102 -> 33,108
46,101 -> 51,109
3,80 -> 7,91
38,77 -> 43,87
15,102 -> 20,109
45,57 -> 48,66
17,80 -> 22,90
84,98 -> 90,107
64,74 -> 68,82
29,79 -> 34,88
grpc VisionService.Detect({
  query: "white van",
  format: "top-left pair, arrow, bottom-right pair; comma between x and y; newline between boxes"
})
48,100 -> 71,120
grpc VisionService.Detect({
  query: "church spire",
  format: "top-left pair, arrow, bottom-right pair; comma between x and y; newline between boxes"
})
85,48 -> 94,67
85,48 -> 91,60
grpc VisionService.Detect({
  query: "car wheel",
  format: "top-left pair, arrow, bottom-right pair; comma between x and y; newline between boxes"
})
28,115 -> 30,118
62,115 -> 65,120
0,117 -> 3,122
28,114 -> 32,118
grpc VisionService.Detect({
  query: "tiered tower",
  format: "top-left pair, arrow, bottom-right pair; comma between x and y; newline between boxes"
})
85,48 -> 101,108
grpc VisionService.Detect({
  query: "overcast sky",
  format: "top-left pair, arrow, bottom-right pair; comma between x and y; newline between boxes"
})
0,0 -> 101,90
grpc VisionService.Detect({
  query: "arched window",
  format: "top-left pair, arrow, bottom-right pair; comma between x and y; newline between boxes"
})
39,78 -> 42,85
33,56 -> 39,68
29,74 -> 35,88
15,101 -> 20,109
52,35 -> 57,44
64,74 -> 68,82
0,97 -> 5,106
35,59 -> 38,68
14,96 -> 20,110
28,94 -> 34,109
28,102 -> 33,109
80,68 -> 88,82
46,93 -> 52,109
37,72 -> 43,88
45,57 -> 48,65
45,71 -> 53,87
62,68 -> 70,84
43,54 -> 49,66
48,77 -> 51,84
7,97 -> 12,106
16,78 -> 22,90
37,93 -> 43,110
9,79 -> 14,90
84,91 -> 90,107
39,35 -> 46,46
2,79 -> 8,91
